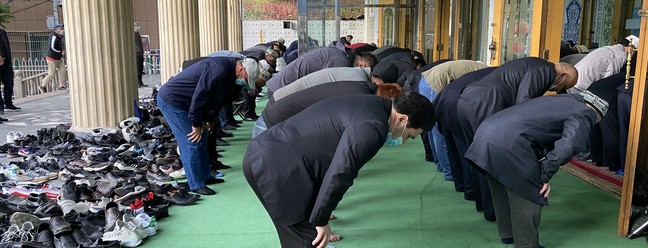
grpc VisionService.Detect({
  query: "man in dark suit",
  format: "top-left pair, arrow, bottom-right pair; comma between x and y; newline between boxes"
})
0,28 -> 19,116
456,57 -> 578,222
465,91 -> 606,247
433,67 -> 497,201
243,92 -> 435,248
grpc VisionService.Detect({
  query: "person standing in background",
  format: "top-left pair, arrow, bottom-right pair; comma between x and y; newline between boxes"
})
134,22 -> 146,87
38,24 -> 67,93
0,28 -> 19,116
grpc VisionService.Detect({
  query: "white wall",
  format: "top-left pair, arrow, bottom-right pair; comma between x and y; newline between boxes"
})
242,20 -> 365,50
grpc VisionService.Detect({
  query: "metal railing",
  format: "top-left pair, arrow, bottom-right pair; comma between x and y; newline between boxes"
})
144,53 -> 160,75
13,58 -> 63,99
7,31 -> 52,60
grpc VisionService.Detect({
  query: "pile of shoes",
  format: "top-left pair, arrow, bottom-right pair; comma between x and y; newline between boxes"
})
0,92 -> 230,247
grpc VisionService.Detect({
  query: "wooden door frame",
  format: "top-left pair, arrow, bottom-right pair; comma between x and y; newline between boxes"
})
618,0 -> 648,236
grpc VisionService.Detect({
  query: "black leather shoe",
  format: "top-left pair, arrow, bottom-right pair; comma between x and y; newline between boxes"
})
205,177 -> 225,185
192,187 -> 216,195
216,138 -> 230,146
5,105 -> 21,111
54,234 -> 77,248
0,116 -> 8,122
218,130 -> 233,137
49,216 -> 72,236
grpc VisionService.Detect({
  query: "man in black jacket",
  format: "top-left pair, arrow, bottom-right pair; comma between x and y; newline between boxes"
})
134,22 -> 146,87
0,28 -> 19,116
157,57 -> 259,195
39,24 -> 67,93
465,91 -> 606,247
243,92 -> 434,248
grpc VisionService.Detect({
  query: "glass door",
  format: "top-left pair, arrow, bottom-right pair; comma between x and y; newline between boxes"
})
500,0 -> 533,63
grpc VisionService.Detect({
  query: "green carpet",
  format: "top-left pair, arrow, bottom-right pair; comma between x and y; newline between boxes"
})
141,100 -> 645,248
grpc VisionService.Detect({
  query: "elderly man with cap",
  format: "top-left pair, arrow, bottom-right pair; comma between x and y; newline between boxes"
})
157,57 -> 259,195
569,35 -> 638,93
465,91 -> 607,248
419,60 -> 489,181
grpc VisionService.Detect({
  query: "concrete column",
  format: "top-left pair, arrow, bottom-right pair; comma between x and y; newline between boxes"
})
62,0 -> 139,131
227,0 -> 243,52
158,0 -> 200,83
199,0 -> 229,56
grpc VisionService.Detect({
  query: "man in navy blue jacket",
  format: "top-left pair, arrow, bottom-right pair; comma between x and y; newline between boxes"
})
157,57 -> 259,195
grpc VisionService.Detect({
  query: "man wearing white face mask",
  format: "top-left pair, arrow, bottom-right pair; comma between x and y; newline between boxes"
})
243,92 -> 435,248
39,24 -> 67,93
158,57 -> 259,196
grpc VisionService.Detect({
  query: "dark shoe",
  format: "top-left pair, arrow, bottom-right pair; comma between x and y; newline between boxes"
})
147,170 -> 173,182
5,105 -> 21,111
33,199 -> 63,218
501,237 -> 514,244
49,216 -> 72,236
72,229 -> 94,247
216,138 -> 230,146
205,177 -> 225,185
163,189 -> 199,206
0,116 -> 7,122
192,187 -> 216,195
36,223 -> 53,246
213,162 -> 232,170
222,125 -> 237,130
216,147 -> 225,153
53,234 -> 77,248
234,120 -> 243,124
217,130 -> 233,137
629,214 -> 648,238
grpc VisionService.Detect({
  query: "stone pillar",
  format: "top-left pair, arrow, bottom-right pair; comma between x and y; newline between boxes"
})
158,0 -> 200,83
62,0 -> 139,131
199,0 -> 229,56
227,0 -> 243,52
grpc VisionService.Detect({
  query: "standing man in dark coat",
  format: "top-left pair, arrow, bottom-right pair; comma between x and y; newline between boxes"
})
243,92 -> 435,248
157,57 -> 259,195
0,28 -> 18,117
433,67 -> 497,201
456,57 -> 578,221
465,91 -> 607,247
134,22 -> 146,87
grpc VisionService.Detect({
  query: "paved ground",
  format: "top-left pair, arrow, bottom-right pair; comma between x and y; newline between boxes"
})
0,74 -> 160,161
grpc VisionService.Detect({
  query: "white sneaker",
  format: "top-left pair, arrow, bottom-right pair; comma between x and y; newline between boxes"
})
116,219 -> 147,240
102,226 -> 142,247
6,131 -> 15,144
133,213 -> 158,236
168,168 -> 185,179
11,132 -> 24,143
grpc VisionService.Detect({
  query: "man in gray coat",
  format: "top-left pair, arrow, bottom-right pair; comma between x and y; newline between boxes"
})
266,43 -> 378,94
465,91 -> 607,248
243,92 -> 434,248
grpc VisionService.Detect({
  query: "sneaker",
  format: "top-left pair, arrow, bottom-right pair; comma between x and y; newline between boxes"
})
102,226 -> 142,247
168,168 -> 185,179
6,147 -> 19,158
89,197 -> 112,213
117,218 -> 147,240
133,213 -> 158,236
119,117 -> 140,129
18,147 -> 36,157
1,224 -> 20,243
6,131 -> 15,144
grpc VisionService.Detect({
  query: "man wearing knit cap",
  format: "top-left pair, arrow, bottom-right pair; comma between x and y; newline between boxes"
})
465,90 -> 607,248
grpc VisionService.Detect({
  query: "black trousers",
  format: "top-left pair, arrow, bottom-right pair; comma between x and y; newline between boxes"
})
618,92 -> 632,170
243,160 -> 317,248
136,54 -> 144,86
462,135 -> 495,221
596,93 -> 621,170
0,64 -> 14,107
442,126 -> 475,199
421,131 -> 435,162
